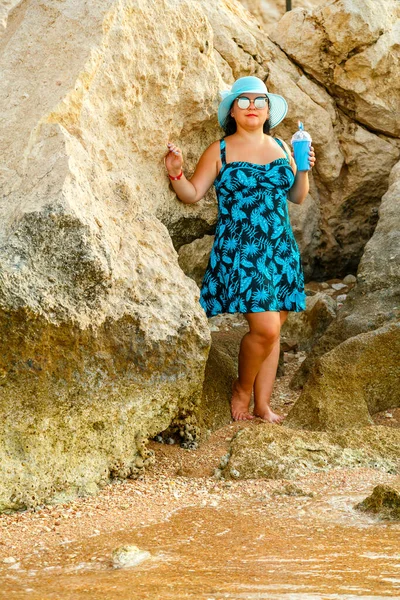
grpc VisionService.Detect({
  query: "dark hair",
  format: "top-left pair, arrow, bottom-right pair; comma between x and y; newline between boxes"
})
222,97 -> 271,136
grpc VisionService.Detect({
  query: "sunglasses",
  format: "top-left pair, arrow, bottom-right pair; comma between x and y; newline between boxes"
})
236,96 -> 269,110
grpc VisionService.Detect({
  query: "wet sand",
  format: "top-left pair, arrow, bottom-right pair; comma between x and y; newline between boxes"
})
1,465 -> 399,599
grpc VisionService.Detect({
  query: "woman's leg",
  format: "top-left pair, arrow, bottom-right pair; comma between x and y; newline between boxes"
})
253,310 -> 289,422
231,311 -> 282,421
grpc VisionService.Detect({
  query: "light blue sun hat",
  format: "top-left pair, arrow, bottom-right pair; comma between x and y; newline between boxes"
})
218,76 -> 288,129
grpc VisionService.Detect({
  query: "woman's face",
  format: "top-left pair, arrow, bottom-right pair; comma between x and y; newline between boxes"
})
230,93 -> 270,129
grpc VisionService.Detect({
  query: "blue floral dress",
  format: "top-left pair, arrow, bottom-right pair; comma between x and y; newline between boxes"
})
199,138 -> 306,317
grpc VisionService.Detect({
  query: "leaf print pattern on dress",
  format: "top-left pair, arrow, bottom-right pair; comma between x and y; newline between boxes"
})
200,138 -> 306,317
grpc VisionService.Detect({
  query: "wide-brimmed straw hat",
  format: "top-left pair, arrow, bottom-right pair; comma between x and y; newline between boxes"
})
218,76 -> 288,129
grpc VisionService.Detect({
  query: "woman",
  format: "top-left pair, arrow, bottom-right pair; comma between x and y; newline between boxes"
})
165,76 -> 315,423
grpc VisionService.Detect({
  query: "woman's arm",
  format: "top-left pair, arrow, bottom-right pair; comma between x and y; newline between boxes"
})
281,140 -> 316,205
165,141 -> 220,204
289,171 -> 309,205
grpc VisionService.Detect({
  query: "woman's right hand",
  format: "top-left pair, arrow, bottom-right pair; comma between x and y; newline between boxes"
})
165,142 -> 183,177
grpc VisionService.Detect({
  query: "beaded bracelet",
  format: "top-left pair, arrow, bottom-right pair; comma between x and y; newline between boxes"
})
168,170 -> 183,181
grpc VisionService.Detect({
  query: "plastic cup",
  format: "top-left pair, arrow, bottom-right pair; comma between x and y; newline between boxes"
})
292,139 -> 311,171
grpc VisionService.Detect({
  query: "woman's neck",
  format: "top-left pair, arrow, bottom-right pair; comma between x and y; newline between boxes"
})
234,127 -> 268,144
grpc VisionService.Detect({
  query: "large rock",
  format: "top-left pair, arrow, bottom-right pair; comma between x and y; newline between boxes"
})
285,323 -> 400,432
221,424 -> 400,480
0,0 -> 221,250
271,0 -> 400,136
292,158 -> 400,388
196,324 -> 246,435
281,291 -> 337,352
0,0 -> 213,512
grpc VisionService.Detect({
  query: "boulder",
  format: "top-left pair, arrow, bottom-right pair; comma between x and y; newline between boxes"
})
0,125 -> 211,510
281,291 -> 337,352
197,325 -> 246,435
271,0 -> 400,136
221,424 -> 400,480
292,158 -> 400,388
285,323 -> 400,432
0,0 -> 213,512
269,0 -> 400,277
354,485 -> 400,521
270,69 -> 399,280
0,0 -> 221,251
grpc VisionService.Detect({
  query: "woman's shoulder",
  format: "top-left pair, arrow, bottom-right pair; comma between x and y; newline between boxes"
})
273,136 -> 290,153
201,139 -> 222,158
223,134 -> 238,145
273,136 -> 296,172
209,139 -> 223,149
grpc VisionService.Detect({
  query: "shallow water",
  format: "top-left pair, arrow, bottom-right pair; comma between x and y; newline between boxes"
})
1,492 -> 399,599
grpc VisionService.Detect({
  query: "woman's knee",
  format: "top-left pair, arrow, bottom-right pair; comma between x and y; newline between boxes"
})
247,317 -> 281,347
254,326 -> 280,347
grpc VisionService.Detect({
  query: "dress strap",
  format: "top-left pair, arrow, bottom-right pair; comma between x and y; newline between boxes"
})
274,137 -> 290,161
220,138 -> 227,166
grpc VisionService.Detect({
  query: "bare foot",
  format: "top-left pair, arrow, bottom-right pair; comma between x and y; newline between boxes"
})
253,405 -> 284,424
231,379 -> 254,421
